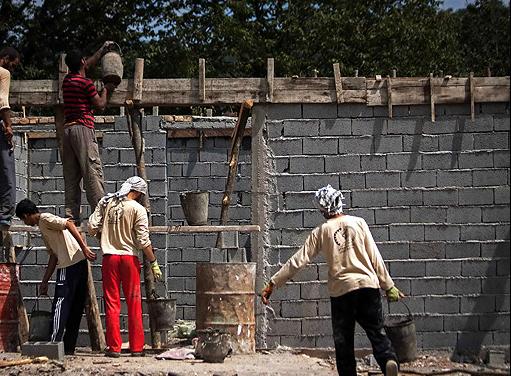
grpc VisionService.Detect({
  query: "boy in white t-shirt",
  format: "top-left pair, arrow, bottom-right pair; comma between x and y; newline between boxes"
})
16,198 -> 96,355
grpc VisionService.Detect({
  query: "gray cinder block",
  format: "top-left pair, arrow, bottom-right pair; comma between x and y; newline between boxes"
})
21,341 -> 64,361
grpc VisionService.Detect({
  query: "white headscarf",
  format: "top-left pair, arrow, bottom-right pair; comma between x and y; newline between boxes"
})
98,176 -> 147,207
314,185 -> 345,215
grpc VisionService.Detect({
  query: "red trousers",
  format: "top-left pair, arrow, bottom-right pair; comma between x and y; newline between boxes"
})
102,254 -> 144,353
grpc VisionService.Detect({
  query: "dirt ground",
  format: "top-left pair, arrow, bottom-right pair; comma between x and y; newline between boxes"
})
1,347 -> 509,376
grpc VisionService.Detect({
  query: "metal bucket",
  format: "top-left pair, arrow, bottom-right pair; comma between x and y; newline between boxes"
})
28,297 -> 52,342
101,43 -> 123,86
146,293 -> 176,331
384,301 -> 417,363
180,191 -> 209,226
196,262 -> 256,354
0,263 -> 19,351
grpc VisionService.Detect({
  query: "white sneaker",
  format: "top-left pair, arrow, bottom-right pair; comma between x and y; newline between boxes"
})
386,359 -> 399,376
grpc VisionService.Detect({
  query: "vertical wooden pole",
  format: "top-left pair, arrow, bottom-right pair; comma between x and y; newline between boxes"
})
199,58 -> 206,102
126,58 -> 161,349
387,75 -> 393,119
133,58 -> 144,102
333,63 -> 343,104
55,54 -> 68,157
354,69 -> 359,78
469,71 -> 475,121
266,58 -> 274,103
429,73 -> 435,123
392,68 -> 397,78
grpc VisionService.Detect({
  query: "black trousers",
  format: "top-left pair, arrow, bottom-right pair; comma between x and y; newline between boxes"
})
331,288 -> 398,376
0,125 -> 15,223
51,259 -> 88,354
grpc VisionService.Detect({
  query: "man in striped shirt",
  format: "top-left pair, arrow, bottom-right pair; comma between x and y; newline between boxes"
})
62,42 -> 116,224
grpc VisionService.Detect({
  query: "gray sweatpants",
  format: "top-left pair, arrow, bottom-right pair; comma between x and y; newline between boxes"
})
62,124 -> 105,223
0,121 -> 15,223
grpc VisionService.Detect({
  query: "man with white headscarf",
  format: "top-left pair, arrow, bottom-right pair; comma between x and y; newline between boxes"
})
88,176 -> 162,357
261,185 -> 403,376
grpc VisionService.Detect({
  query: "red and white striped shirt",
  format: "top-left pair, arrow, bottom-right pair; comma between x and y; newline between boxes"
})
63,73 -> 98,128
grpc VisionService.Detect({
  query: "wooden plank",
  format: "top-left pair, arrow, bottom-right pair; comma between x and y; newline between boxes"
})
430,73 -> 435,122
386,76 -> 393,118
167,128 -> 251,138
266,58 -> 274,102
199,58 -> 205,102
27,131 -> 103,139
470,72 -> 475,121
475,86 -> 511,103
133,58 -> 144,102
333,63 -> 343,103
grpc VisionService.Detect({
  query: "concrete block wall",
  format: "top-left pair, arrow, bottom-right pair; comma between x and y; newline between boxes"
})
13,115 -> 252,344
254,103 -> 510,352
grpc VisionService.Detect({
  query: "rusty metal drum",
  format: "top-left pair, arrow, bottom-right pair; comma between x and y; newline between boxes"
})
196,262 -> 256,354
0,263 -> 19,352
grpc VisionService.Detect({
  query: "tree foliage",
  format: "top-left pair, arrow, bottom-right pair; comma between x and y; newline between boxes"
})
2,0 -> 509,79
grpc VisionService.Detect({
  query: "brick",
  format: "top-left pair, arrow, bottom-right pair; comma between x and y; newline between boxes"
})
401,171 -> 436,188
303,138 -> 338,155
446,277 -> 481,295
447,207 -> 482,223
351,118 -> 387,135
493,116 -> 510,131
302,317 -> 332,335
474,132 -> 509,150
199,149 -> 228,162
410,207 -> 447,223
337,103 -> 373,118
462,260 -> 497,277
278,175 -> 304,192
422,332 -> 458,348
370,225 -> 389,241
482,206 -> 510,222
102,132 -> 132,148
458,151 -> 494,169
459,188 -> 494,205
265,104 -> 302,120
319,119 -> 351,136
480,102 -> 509,114
494,150 -> 510,168
360,154 -> 386,171
444,314 -> 479,331
481,241 -> 510,258
282,229 -> 310,246
390,224 -> 424,241
445,242 -> 480,258
325,155 -> 360,173
403,135 -> 439,152
285,191 -> 316,209
422,152 -> 456,169
387,119 -> 419,135
461,296 -> 496,313
281,301 -> 318,318
300,282 -> 329,299
414,315 -> 444,332
269,139 -> 302,156
438,133 -> 474,151
364,172 -> 399,189
409,242 -> 445,259
338,173 -> 365,190
460,225 -> 495,241
388,189 -> 422,206
304,174 -> 342,192
495,224 -> 510,240
480,313 -> 510,331
423,118 -> 458,134
437,170 -> 473,187
375,136 -> 403,153
473,169 -> 508,186
426,260 -> 461,276
377,242 -> 409,260
283,119 -> 320,137
197,177 -> 225,191
389,260 -> 425,277
302,104 -> 336,119
425,296 -> 460,314
425,224 -> 460,241
494,187 -> 510,204
387,153 -> 421,171
280,335 -> 317,348
387,296 -> 425,314
351,190 -> 387,207
423,189 -> 458,205
347,208 -> 374,224
338,136 -> 372,154
303,209 -> 324,227
412,278 -> 446,295
497,258 -> 510,276
272,211 -> 303,229
375,207 -> 410,224
458,116 -> 494,133
289,156 -> 324,173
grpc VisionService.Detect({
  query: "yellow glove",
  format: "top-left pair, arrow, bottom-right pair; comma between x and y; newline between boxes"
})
386,286 -> 404,302
261,281 -> 274,305
150,259 -> 163,281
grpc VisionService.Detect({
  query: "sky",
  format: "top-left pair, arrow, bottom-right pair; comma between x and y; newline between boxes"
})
442,0 -> 510,9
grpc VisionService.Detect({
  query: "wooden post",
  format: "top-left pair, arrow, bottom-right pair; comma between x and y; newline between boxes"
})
333,63 -> 343,103
55,54 -> 68,157
429,73 -> 435,122
386,75 -> 393,119
216,99 -> 254,248
354,69 -> 359,77
469,71 -> 475,121
133,58 -> 144,102
392,69 -> 397,78
266,58 -> 274,103
487,67 -> 491,77
199,58 -> 205,102
126,58 -> 161,349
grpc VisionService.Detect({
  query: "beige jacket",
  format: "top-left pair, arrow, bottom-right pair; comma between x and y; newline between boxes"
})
271,214 -> 394,297
0,67 -> 10,111
88,199 -> 151,256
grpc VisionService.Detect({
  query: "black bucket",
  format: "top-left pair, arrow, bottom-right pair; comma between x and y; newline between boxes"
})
384,301 -> 417,363
28,298 -> 52,342
179,191 -> 209,226
146,292 -> 176,331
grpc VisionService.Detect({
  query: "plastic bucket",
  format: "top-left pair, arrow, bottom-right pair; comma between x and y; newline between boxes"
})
384,301 -> 417,363
179,191 -> 209,226
101,43 -> 123,86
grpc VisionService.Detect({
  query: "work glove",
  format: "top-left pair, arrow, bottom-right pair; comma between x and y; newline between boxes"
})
150,259 -> 163,282
386,286 -> 404,302
261,281 -> 274,305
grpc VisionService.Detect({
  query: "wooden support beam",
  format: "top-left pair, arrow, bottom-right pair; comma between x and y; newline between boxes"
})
266,58 -> 274,103
152,106 -> 159,116
469,71 -> 475,121
386,75 -> 393,119
429,73 -> 435,122
55,54 -> 68,156
333,63 -> 343,103
57,54 -> 67,104
392,69 -> 397,78
133,58 -> 144,102
199,58 -> 206,102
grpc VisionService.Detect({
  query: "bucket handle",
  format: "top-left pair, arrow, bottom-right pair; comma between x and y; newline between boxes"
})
391,300 -> 413,319
30,294 -> 53,313
105,42 -> 123,56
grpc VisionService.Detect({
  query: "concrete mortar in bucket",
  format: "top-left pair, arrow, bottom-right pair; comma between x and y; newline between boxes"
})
384,301 -> 417,363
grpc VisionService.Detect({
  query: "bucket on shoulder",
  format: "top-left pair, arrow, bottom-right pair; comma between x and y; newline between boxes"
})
384,300 -> 417,363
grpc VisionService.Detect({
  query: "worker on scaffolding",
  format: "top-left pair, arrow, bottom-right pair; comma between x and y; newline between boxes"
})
15,198 -> 96,355
261,185 -> 404,376
61,42 -> 116,225
0,47 -> 21,229
88,176 -> 162,357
